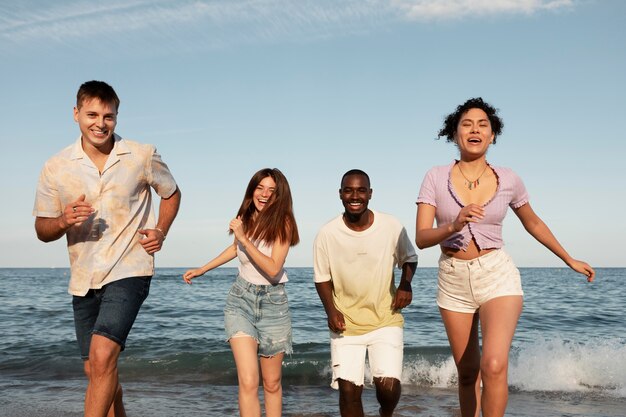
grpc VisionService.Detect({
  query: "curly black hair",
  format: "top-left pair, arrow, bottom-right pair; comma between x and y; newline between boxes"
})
437,97 -> 503,144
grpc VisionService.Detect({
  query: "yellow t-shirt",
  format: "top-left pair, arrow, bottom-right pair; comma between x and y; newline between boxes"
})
313,211 -> 418,336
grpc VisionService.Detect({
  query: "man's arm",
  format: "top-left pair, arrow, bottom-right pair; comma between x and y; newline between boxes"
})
35,194 -> 94,242
393,261 -> 417,310
138,187 -> 181,254
315,281 -> 346,333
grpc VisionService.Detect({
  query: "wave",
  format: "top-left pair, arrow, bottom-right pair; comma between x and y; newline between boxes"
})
3,337 -> 624,397
401,336 -> 626,398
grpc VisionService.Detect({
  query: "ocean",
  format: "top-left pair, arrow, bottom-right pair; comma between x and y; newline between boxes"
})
0,267 -> 624,417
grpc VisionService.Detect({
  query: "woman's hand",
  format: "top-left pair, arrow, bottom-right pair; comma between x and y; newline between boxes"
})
452,203 -> 485,232
567,259 -> 596,282
183,268 -> 204,284
229,216 -> 246,242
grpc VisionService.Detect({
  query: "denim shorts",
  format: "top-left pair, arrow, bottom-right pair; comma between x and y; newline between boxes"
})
224,275 -> 292,357
72,276 -> 151,359
329,326 -> 403,389
437,249 -> 523,313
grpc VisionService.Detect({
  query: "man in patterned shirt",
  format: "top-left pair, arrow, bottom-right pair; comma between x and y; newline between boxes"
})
33,80 -> 181,417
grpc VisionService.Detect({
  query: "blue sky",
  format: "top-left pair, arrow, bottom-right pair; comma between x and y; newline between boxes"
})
1,0 -> 624,268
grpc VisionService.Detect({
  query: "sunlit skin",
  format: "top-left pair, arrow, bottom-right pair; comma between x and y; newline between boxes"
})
229,176 -> 276,239
339,174 -> 372,230
455,108 -> 494,161
73,98 -> 118,157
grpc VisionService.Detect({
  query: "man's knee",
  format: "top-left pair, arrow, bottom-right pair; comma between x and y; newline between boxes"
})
88,335 -> 121,376
338,378 -> 363,401
374,377 -> 401,411
374,377 -> 400,395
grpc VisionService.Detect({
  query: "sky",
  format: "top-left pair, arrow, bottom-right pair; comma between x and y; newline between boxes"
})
1,0 -> 624,269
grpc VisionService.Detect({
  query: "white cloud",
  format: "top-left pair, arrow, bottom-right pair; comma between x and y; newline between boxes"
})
0,0 -> 576,49
390,0 -> 574,20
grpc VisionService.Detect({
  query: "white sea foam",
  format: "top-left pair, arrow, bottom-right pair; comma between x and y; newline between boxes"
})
402,356 -> 458,388
400,336 -> 626,397
509,335 -> 626,397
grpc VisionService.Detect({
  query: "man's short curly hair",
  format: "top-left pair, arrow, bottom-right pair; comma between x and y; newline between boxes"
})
437,97 -> 503,144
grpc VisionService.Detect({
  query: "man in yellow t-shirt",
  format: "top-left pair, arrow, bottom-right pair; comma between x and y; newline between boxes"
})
314,169 -> 417,417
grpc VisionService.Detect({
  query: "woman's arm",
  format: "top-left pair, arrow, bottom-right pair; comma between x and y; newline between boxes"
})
415,203 -> 484,249
183,243 -> 238,284
230,217 -> 290,279
513,203 -> 595,281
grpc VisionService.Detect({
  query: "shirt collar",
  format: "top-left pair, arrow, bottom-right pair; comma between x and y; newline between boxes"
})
69,134 -> 130,160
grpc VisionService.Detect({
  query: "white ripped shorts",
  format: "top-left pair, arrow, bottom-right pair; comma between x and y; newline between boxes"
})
437,249 -> 523,313
329,326 -> 403,389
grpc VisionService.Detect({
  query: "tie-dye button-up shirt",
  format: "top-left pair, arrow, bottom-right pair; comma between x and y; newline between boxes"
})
33,134 -> 178,296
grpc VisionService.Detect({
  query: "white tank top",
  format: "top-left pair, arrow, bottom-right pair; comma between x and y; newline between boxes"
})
236,239 -> 288,285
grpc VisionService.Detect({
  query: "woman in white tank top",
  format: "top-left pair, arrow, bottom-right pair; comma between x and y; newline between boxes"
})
183,168 -> 299,417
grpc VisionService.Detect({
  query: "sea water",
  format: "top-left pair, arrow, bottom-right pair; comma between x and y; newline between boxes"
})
0,267 -> 624,416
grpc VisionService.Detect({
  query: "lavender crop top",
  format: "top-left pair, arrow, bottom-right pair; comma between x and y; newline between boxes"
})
416,161 -> 529,251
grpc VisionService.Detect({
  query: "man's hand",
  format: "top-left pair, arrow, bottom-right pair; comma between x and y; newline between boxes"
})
138,228 -> 165,254
393,280 -> 413,310
61,194 -> 94,229
327,309 -> 346,333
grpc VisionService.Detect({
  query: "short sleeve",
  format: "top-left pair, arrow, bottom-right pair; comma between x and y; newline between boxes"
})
416,169 -> 437,207
33,161 -> 62,218
510,171 -> 529,209
147,147 -> 178,198
394,226 -> 418,268
313,231 -> 332,283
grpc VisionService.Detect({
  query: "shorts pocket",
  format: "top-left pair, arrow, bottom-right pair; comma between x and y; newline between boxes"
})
228,282 -> 245,298
438,258 -> 455,275
266,288 -> 288,305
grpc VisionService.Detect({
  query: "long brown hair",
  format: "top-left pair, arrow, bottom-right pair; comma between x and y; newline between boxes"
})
231,168 -> 299,246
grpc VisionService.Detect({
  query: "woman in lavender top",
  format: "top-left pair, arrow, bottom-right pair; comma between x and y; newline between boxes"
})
415,97 -> 595,417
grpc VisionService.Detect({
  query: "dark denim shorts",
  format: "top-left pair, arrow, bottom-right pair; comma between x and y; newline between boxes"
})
72,276 -> 151,360
224,275 -> 292,357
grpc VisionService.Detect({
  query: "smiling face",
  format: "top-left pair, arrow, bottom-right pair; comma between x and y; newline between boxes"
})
339,174 -> 372,218
74,98 -> 117,153
454,107 -> 495,157
253,175 -> 276,212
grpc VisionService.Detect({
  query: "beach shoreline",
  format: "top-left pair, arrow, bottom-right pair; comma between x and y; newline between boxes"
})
2,378 -> 626,417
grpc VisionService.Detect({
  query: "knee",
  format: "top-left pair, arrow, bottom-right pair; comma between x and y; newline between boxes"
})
456,362 -> 481,387
480,355 -> 508,380
338,379 -> 362,403
88,345 -> 119,376
238,373 -> 259,392
374,377 -> 401,405
262,375 -> 282,395
374,377 -> 400,397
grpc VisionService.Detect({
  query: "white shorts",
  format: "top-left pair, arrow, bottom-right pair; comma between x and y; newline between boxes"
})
437,249 -> 523,313
329,326 -> 403,389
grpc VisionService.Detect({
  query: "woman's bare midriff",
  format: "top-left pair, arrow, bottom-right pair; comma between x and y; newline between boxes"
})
442,239 -> 495,260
